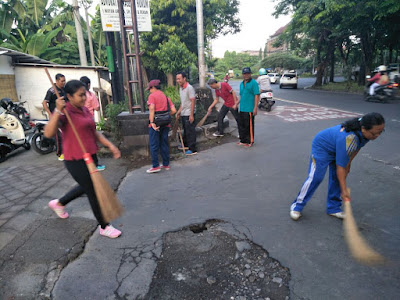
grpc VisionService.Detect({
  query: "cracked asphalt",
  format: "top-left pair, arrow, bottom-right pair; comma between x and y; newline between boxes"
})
1,80 -> 400,299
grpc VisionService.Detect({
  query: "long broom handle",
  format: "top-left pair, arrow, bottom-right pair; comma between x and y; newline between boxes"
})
44,68 -> 87,155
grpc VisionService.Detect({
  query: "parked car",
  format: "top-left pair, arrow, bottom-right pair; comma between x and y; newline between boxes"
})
268,73 -> 280,84
280,71 -> 298,89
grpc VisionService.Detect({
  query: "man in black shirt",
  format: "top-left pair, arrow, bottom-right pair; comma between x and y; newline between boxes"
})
43,73 -> 66,115
43,73 -> 66,160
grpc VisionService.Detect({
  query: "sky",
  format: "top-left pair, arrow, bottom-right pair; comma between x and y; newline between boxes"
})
71,0 -> 292,58
212,0 -> 292,58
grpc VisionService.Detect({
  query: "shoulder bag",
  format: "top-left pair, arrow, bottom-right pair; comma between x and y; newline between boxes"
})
154,96 -> 172,127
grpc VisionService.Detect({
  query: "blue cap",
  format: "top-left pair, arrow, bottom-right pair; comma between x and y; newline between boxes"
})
242,67 -> 251,74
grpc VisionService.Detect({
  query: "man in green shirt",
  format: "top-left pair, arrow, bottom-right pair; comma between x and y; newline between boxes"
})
237,67 -> 260,147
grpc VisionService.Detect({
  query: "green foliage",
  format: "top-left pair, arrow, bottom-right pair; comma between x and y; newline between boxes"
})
0,0 -> 99,66
140,0 -> 241,79
274,0 -> 400,86
154,35 -> 196,75
90,5 -> 107,66
214,51 -> 260,75
312,81 -> 363,94
96,116 -> 106,131
261,52 -> 305,70
104,101 -> 129,140
25,0 -> 48,26
41,41 -> 81,65
163,86 -> 180,107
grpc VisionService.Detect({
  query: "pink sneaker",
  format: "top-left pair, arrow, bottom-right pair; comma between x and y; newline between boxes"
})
99,225 -> 122,238
146,166 -> 161,173
48,199 -> 69,219
160,165 -> 170,171
236,142 -> 245,146
243,143 -> 253,148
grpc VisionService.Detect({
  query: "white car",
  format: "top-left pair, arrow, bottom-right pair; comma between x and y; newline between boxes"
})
280,72 -> 298,89
388,63 -> 400,83
267,73 -> 280,84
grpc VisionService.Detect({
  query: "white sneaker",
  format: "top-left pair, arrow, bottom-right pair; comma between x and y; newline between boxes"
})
329,212 -> 345,219
212,132 -> 224,137
290,210 -> 301,221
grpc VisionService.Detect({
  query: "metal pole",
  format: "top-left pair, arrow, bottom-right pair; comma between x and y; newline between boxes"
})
130,0 -> 145,112
117,0 -> 133,114
84,7 -> 95,66
72,0 -> 88,66
196,0 -> 206,87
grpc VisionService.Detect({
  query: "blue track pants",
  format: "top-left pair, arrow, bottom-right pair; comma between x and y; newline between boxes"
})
290,155 -> 343,214
149,126 -> 170,168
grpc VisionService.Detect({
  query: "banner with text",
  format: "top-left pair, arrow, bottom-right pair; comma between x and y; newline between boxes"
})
100,0 -> 152,32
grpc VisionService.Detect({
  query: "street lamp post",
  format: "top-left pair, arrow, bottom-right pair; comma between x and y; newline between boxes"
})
196,0 -> 206,87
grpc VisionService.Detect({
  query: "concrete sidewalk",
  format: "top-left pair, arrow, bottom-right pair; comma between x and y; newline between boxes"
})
0,156 -> 128,299
0,117 -> 234,300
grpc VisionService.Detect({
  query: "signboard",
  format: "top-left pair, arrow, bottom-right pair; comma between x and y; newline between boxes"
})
99,0 -> 152,32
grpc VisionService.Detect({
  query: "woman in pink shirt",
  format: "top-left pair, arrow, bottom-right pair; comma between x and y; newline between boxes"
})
80,76 -> 105,171
146,79 -> 176,173
80,76 -> 100,117
44,80 -> 122,239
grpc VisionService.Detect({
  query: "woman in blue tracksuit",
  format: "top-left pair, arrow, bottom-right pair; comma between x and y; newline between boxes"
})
290,112 -> 385,221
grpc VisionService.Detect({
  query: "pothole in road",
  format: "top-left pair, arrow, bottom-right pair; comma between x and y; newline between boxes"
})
144,220 -> 290,300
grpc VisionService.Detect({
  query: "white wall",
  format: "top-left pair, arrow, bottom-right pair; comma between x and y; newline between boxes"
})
14,66 -> 102,120
0,56 -> 14,74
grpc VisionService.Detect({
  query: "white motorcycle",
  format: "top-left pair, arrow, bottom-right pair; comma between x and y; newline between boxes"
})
258,90 -> 275,112
0,98 -> 31,162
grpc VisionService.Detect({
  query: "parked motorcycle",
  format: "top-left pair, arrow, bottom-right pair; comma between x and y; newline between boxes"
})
364,82 -> 398,103
30,120 -> 56,155
0,98 -> 31,162
258,90 -> 275,112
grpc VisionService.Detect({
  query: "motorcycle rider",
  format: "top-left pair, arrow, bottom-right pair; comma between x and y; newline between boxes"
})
256,68 -> 272,92
257,68 -> 275,110
43,73 -> 66,160
368,65 -> 389,96
224,73 -> 229,82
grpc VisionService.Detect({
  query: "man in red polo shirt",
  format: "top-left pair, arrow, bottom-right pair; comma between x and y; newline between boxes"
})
207,78 -> 240,137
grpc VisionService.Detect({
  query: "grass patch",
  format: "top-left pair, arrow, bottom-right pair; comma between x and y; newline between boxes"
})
312,81 -> 364,94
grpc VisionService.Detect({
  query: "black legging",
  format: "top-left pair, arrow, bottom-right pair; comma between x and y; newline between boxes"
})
59,154 -> 107,228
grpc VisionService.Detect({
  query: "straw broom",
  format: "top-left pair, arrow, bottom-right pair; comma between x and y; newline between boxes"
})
171,116 -> 179,141
343,188 -> 385,266
44,68 -> 123,223
196,111 -> 210,128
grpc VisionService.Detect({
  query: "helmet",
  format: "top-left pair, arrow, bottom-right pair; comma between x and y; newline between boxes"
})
0,98 -> 14,111
378,65 -> 387,72
259,68 -> 267,76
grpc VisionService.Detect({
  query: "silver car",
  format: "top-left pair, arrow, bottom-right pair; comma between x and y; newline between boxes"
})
268,73 -> 280,84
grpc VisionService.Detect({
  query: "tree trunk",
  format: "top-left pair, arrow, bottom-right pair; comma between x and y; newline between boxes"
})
388,46 -> 393,64
315,63 -> 325,86
329,53 -> 335,82
314,36 -> 323,87
358,31 -> 374,86
167,73 -> 174,87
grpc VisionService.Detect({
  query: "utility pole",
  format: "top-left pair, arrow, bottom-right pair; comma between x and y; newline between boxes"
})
196,0 -> 206,87
81,0 -> 95,66
72,0 -> 88,66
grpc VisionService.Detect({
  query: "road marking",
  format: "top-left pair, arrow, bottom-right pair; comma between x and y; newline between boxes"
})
362,153 -> 400,171
265,97 -> 361,122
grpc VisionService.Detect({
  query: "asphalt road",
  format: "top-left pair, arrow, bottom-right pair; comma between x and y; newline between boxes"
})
52,78 -> 400,299
1,78 -> 399,299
